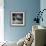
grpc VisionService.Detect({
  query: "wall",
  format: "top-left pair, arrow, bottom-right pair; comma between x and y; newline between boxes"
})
0,0 -> 4,42
4,0 -> 40,42
40,0 -> 46,27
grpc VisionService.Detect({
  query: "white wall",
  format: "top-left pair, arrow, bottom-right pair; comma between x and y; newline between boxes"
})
0,0 -> 4,42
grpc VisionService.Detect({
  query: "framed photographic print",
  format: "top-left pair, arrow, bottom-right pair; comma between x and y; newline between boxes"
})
11,12 -> 25,26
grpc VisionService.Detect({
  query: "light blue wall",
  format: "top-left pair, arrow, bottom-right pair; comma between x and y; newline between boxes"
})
4,0 -> 40,42
40,0 -> 46,27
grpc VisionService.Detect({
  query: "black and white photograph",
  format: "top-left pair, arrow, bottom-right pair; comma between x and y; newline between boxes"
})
11,12 -> 25,26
